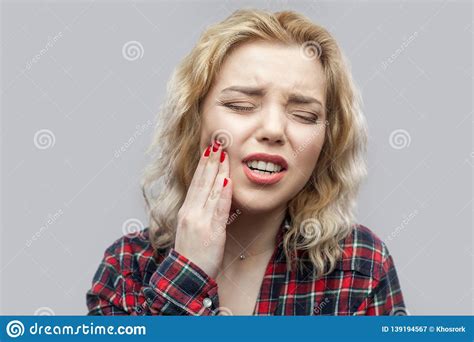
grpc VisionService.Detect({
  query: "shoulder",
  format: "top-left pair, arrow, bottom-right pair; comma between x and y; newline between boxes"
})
104,228 -> 152,258
335,224 -> 391,281
101,228 -> 168,278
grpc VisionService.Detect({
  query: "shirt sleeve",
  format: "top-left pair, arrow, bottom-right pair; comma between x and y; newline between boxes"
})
86,247 -> 220,316
361,244 -> 407,315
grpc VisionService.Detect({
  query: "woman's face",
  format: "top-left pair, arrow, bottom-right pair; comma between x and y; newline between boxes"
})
200,40 -> 327,214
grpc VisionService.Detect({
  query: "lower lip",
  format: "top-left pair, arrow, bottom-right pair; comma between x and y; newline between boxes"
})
242,163 -> 287,185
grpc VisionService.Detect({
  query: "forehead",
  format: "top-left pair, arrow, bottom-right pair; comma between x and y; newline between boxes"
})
213,40 -> 326,102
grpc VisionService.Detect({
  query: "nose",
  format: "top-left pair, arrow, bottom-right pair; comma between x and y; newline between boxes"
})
255,104 -> 286,146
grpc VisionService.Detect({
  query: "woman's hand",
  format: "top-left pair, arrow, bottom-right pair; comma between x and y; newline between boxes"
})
174,140 -> 232,279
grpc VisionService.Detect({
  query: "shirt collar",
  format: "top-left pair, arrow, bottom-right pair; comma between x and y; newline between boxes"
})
276,212 -> 291,248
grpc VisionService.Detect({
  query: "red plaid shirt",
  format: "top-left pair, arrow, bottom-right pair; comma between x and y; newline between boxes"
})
86,216 -> 406,315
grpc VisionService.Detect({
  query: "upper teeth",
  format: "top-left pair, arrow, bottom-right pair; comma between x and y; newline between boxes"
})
246,160 -> 282,172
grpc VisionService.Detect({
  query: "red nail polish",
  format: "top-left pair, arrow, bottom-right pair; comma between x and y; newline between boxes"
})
223,178 -> 228,187
212,141 -> 220,152
204,146 -> 211,157
220,151 -> 226,163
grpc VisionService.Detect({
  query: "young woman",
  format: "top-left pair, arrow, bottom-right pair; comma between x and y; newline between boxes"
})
86,8 -> 406,316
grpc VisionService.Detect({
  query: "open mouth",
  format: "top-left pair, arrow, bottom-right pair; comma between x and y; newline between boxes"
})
241,160 -> 288,185
241,152 -> 289,185
244,160 -> 286,175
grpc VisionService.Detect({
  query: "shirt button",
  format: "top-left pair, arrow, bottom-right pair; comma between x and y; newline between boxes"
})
203,298 -> 212,308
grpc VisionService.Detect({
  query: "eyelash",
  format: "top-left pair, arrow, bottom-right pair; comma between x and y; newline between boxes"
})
295,115 -> 319,123
224,103 -> 254,112
221,102 -> 319,123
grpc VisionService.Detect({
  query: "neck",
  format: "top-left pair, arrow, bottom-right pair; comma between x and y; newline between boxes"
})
221,204 -> 287,269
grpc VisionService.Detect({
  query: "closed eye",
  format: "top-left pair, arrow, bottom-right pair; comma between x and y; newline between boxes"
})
220,101 -> 320,123
293,113 -> 319,124
223,103 -> 255,112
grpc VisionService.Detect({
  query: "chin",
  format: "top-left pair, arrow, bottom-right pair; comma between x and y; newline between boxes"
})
231,187 -> 285,214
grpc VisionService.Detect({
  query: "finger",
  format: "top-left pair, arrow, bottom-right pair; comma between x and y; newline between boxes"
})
192,140 -> 222,206
211,178 -> 233,232
182,143 -> 212,208
204,147 -> 230,213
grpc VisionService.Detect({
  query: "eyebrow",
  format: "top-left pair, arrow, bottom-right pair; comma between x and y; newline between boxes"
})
220,85 -> 324,108
221,86 -> 265,97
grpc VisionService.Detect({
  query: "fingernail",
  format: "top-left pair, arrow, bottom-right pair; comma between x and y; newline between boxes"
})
220,151 -> 226,163
204,146 -> 211,157
223,178 -> 228,187
212,141 -> 220,152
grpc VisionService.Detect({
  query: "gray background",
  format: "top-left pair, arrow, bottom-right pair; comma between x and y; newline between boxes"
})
0,0 -> 472,315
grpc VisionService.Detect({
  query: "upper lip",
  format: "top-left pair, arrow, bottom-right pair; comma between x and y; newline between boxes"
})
242,152 -> 288,170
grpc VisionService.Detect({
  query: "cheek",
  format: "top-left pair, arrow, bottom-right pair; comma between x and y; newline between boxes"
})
291,129 -> 325,176
199,120 -> 211,150
200,112 -> 239,149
